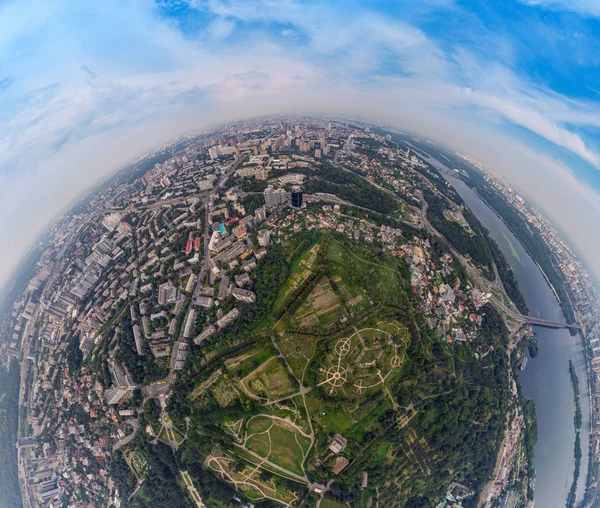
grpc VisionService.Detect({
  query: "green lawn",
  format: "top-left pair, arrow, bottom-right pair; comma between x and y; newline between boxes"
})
246,431 -> 272,458
245,416 -> 309,476
268,424 -> 309,476
321,497 -> 346,508
247,415 -> 274,434
370,440 -> 391,467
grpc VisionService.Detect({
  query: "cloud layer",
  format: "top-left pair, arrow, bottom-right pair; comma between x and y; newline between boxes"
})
3,0 -> 600,287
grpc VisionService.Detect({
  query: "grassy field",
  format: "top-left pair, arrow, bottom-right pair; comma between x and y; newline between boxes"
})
226,344 -> 278,378
326,238 -> 408,309
306,394 -> 356,434
232,446 -> 309,484
321,497 -> 347,508
246,431 -> 272,458
268,424 -> 310,475
243,357 -> 298,400
247,415 -> 274,434
244,416 -> 310,476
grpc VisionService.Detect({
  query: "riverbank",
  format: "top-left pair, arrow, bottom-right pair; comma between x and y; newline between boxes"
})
427,156 -> 590,506
470,184 -> 567,316
567,361 -> 583,508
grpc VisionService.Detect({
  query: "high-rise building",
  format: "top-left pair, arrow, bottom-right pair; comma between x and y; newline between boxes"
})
264,185 -> 277,208
231,288 -> 256,303
133,324 -> 144,355
291,186 -> 303,209
264,186 -> 288,208
299,139 -> 310,152
255,207 -> 267,221
275,188 -> 288,205
208,145 -> 236,160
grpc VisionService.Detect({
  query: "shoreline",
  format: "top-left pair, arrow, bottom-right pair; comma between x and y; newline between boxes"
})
427,155 -> 592,503
470,183 -> 593,502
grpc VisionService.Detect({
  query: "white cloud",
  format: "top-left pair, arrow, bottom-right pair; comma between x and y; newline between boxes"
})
3,0 -> 600,289
463,89 -> 600,167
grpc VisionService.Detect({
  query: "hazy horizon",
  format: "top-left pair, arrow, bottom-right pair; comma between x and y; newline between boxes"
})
4,0 -> 600,289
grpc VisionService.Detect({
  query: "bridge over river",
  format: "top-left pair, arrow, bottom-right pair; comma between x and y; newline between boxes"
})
515,314 -> 582,330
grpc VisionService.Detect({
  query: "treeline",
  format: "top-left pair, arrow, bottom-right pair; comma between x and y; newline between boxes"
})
305,162 -> 401,214
66,333 -> 83,374
424,189 -> 494,277
108,449 -> 138,501
141,441 -> 188,507
111,433 -> 203,506
179,430 -> 238,505
203,243 -> 291,344
522,398 -> 538,500
489,239 -> 529,314
242,194 -> 265,215
567,360 -> 583,508
275,242 -> 326,318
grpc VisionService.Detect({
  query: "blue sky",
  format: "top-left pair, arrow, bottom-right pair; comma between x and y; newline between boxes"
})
3,0 -> 600,285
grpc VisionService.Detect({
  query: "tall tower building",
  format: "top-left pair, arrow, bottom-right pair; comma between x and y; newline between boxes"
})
264,186 -> 277,208
291,186 -> 303,209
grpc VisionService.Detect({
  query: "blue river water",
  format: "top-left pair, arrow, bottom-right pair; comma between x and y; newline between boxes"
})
426,161 -> 591,506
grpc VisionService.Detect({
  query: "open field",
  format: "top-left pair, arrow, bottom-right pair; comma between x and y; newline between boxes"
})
226,344 -> 278,378
243,415 -> 311,477
326,238 -> 408,310
242,357 -> 299,401
291,277 -> 345,330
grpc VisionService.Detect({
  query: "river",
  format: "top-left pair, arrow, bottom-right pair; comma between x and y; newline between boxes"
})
423,157 -> 591,506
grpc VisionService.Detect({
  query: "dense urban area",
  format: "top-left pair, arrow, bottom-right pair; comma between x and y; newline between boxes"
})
1,116 -> 599,508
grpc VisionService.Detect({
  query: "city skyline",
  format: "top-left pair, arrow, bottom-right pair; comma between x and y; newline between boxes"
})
5,1 -> 600,292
